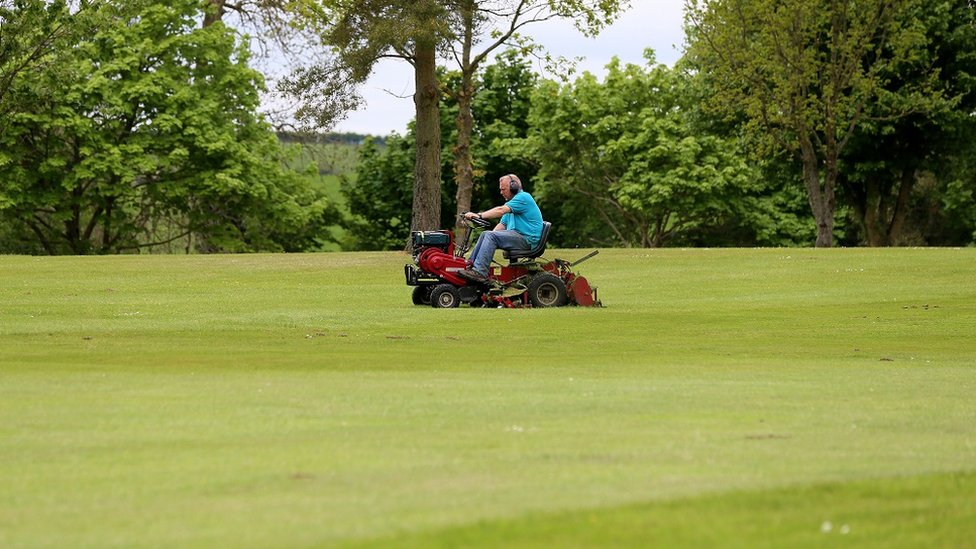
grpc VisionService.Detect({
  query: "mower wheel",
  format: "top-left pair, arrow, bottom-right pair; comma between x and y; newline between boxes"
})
527,272 -> 568,307
412,285 -> 433,305
430,284 -> 461,308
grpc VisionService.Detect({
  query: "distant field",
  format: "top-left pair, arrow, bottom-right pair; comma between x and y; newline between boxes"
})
282,139 -> 361,251
1,248 -> 974,547
284,138 -> 361,178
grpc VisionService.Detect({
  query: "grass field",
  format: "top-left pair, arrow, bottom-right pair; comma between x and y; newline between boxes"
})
1,248 -> 974,547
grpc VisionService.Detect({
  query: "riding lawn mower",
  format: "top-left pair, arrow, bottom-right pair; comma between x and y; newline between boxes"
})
404,215 -> 602,308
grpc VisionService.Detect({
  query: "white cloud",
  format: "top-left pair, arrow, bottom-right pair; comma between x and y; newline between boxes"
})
331,0 -> 688,135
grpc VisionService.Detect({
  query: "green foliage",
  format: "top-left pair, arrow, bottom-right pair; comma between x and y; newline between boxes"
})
285,0 -> 451,235
341,136 -> 416,250
685,0 -> 953,246
280,1 -> 452,129
836,0 -> 976,245
931,157 -> 976,245
0,0 -> 67,126
344,52 -> 540,249
525,55 -> 763,247
447,50 -> 540,213
0,0 -> 329,254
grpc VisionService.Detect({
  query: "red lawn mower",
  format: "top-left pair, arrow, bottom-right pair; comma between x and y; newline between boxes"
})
404,215 -> 602,308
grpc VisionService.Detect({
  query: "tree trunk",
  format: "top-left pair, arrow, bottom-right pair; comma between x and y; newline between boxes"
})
203,0 -> 226,27
853,169 -> 914,246
66,186 -> 84,254
410,42 -> 442,234
798,139 -> 834,247
862,177 -> 885,246
886,169 -> 914,245
28,219 -> 56,256
100,198 -> 113,253
453,3 -> 476,235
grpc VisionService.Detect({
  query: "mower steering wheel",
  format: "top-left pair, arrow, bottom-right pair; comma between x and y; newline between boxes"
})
462,212 -> 493,229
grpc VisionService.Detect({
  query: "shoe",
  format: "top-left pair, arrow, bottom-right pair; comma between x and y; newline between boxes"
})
458,268 -> 489,283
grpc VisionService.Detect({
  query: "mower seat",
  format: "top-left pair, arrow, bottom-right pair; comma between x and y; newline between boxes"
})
503,221 -> 552,262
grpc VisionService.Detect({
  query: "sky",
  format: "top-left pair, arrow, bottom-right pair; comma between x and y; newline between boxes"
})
329,1 -> 688,136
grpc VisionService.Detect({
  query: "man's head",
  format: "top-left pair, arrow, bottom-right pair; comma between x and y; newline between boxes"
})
499,174 -> 521,200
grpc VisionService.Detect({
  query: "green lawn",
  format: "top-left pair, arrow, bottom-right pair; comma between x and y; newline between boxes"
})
1,248 -> 974,547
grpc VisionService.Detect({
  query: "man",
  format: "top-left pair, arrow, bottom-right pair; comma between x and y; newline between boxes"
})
458,174 -> 544,283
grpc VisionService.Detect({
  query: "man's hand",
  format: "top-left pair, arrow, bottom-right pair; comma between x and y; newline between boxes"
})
463,211 -> 480,220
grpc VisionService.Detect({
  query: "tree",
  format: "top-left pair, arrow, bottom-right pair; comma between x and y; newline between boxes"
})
199,0 -> 362,131
1,1 -> 57,124
686,0 -> 943,247
340,135 -> 417,250
462,50 -> 540,215
284,1 -> 627,240
284,0 -> 453,237
935,153 -> 976,245
343,53 -> 537,249
836,0 -> 976,245
524,54 -> 757,247
443,0 -> 626,234
0,0 -> 328,254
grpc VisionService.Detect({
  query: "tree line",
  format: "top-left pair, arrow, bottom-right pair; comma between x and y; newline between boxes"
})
2,0 -> 974,254
344,0 -> 976,249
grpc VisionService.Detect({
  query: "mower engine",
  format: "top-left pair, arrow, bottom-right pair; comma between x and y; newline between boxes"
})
404,217 -> 602,309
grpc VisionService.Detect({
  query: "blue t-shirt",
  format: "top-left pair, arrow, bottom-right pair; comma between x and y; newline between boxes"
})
501,192 -> 544,247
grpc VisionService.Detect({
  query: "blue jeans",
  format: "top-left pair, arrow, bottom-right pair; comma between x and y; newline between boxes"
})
469,230 -> 529,275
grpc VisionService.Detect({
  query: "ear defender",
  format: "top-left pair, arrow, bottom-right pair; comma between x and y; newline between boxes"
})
507,174 -> 522,194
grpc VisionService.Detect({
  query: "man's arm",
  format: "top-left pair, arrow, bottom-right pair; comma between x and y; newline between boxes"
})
464,204 -> 511,221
